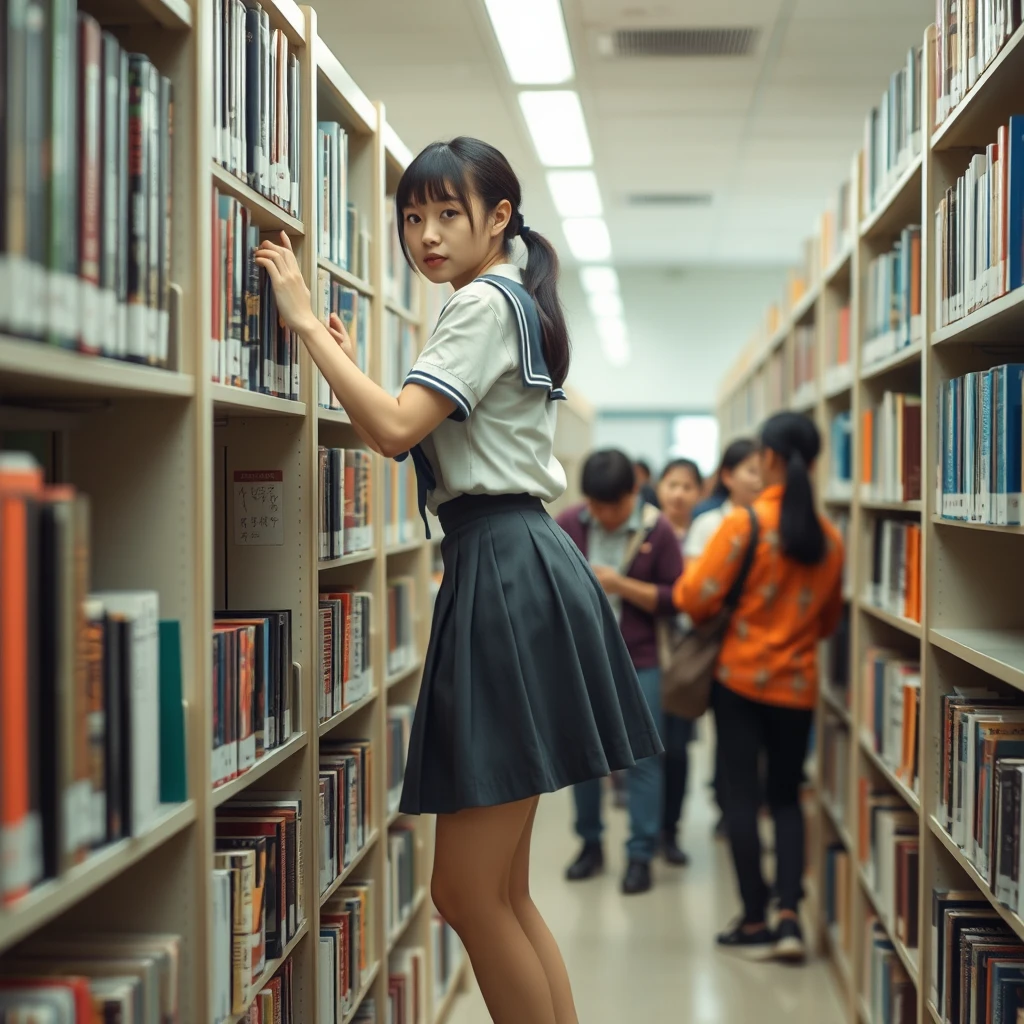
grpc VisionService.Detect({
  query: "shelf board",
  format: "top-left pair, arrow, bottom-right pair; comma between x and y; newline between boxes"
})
821,797 -> 854,854
386,539 -> 425,557
434,959 -> 468,1024
929,627 -> 1024,692
343,960 -> 382,1024
821,686 -> 852,727
790,385 -> 819,414
320,828 -> 379,906
932,514 -> 1024,534
318,406 -> 352,426
317,257 -> 375,297
319,548 -> 377,570
823,926 -> 853,999
927,1001 -> 944,1024
318,689 -> 378,736
0,801 -> 196,955
385,300 -> 420,324
790,285 -> 819,327
859,155 -> 923,241
823,365 -> 854,400
386,657 -> 423,690
387,887 -> 427,953
0,336 -> 195,400
823,245 -> 853,288
210,384 -> 307,418
931,283 -> 1024,347
314,38 -> 377,137
823,491 -> 852,507
212,733 -> 308,808
211,163 -> 305,235
859,340 -> 923,382
861,499 -> 922,513
928,814 -> 1024,942
228,917 -> 309,1023
858,867 -> 920,986
932,23 -> 1024,150
859,731 -> 920,812
858,600 -> 923,639
858,994 -> 871,1024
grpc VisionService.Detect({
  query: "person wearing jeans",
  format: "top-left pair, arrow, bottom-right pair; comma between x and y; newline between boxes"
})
557,449 -> 683,895
675,413 -> 844,962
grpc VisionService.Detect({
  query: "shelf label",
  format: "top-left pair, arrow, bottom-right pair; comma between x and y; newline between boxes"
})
233,470 -> 284,546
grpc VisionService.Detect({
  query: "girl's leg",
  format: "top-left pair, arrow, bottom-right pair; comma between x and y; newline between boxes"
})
509,798 -> 580,1024
433,797 -> 557,1024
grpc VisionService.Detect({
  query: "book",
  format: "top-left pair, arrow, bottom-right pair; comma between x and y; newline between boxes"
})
865,519 -> 923,623
860,391 -> 922,503
862,226 -> 923,366
315,274 -> 370,408
318,589 -> 372,721
386,705 -> 415,816
386,577 -> 417,678
387,823 -> 417,939
319,741 -> 373,892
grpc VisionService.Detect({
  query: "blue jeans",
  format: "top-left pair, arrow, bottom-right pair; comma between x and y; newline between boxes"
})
573,667 -> 663,863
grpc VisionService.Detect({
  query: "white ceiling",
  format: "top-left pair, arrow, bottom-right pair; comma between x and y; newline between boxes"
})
317,0 -> 935,410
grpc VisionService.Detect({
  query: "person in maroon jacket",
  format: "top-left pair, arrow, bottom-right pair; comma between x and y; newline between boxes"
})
557,449 -> 683,894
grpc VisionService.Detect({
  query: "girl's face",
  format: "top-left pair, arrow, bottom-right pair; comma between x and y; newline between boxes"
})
721,454 -> 763,507
402,189 -> 511,290
657,466 -> 701,522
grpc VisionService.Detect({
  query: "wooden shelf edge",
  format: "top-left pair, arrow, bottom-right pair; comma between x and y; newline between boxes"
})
317,257 -> 375,297
859,340 -> 923,382
928,627 -> 1024,692
861,499 -> 922,513
385,300 -> 420,324
212,733 -> 309,807
386,539 -> 425,557
319,689 -> 379,736
228,917 -> 310,1023
319,548 -> 376,570
857,866 -> 920,986
858,599 -> 923,639
0,801 -> 196,955
136,0 -> 191,28
931,282 -> 1024,346
211,163 -> 305,235
210,383 -> 307,418
931,514 -> 1024,534
318,407 -> 353,426
434,958 -> 469,1024
823,246 -> 853,287
387,887 -> 427,954
821,796 -> 854,853
314,37 -> 377,137
858,155 -> 923,239
821,686 -> 851,726
320,829 -> 380,906
927,1000 -> 944,1024
386,657 -> 423,690
858,731 -> 921,812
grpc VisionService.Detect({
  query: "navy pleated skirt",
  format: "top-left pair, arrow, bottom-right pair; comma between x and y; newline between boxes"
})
399,493 -> 664,815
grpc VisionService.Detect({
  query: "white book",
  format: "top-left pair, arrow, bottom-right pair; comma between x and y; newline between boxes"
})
212,868 -> 232,1023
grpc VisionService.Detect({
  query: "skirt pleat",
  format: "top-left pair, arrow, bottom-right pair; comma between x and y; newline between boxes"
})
399,494 -> 664,815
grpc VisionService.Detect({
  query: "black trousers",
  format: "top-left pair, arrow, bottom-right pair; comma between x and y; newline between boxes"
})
713,682 -> 812,923
661,712 -> 693,838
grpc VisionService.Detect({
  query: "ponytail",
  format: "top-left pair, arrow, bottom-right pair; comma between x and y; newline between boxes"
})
517,226 -> 570,388
760,412 -> 825,566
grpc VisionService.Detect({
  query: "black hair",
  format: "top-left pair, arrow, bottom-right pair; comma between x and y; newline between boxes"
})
581,449 -> 635,503
659,458 -> 703,488
760,412 -> 825,566
635,459 -> 651,476
711,438 -> 759,500
395,137 -> 571,387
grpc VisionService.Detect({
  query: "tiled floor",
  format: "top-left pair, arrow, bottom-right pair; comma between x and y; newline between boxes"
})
446,738 -> 844,1023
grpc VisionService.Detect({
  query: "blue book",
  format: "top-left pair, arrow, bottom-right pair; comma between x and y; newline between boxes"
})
980,370 -> 993,523
1007,115 -> 1024,292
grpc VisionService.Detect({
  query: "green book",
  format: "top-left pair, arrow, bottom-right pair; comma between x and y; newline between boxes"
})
159,619 -> 187,803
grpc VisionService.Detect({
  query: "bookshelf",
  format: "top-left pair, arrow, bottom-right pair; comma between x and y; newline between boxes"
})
718,16 -> 1024,1024
0,1 -> 468,1021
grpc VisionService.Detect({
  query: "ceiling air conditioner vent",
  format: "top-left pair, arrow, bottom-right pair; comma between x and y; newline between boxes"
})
602,27 -> 759,58
626,193 -> 713,207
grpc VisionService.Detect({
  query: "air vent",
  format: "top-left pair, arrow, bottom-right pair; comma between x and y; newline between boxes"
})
601,27 -> 759,58
626,193 -> 713,207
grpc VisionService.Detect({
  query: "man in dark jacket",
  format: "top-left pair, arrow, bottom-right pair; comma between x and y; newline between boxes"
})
557,449 -> 683,894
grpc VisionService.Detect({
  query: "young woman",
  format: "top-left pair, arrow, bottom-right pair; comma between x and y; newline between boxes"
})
653,458 -> 704,864
673,413 -> 844,963
254,136 -> 661,1024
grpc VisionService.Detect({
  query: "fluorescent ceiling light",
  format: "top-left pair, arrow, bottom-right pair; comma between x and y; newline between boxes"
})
596,316 -> 630,366
519,91 -> 593,167
547,170 -> 603,218
580,266 -> 620,295
588,291 -> 623,318
484,0 -> 574,84
562,217 -> 611,262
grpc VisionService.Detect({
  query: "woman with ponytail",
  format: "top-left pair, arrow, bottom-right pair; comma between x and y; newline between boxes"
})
673,412 -> 844,964
255,137 -> 660,1023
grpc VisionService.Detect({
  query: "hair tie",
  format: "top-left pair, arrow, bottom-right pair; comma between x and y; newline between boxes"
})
516,213 -> 530,238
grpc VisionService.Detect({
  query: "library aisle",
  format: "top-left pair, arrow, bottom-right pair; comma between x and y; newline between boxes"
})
449,738 -> 843,1024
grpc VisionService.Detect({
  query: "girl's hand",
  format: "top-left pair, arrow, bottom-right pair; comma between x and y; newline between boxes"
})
327,313 -> 357,362
254,232 -> 315,334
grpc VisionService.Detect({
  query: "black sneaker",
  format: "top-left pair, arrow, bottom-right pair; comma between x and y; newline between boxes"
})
774,917 -> 806,963
621,859 -> 652,895
661,832 -> 690,866
716,919 -> 776,961
565,842 -> 603,881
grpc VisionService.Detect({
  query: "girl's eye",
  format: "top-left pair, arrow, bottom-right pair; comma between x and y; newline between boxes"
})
405,213 -> 421,225
440,209 -> 459,220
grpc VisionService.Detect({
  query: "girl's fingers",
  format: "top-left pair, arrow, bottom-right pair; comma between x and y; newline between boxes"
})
254,255 -> 281,283
279,231 -> 294,252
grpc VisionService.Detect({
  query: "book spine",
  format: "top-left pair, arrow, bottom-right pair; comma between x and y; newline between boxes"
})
77,13 -> 102,355
158,74 -> 172,366
125,57 -> 148,361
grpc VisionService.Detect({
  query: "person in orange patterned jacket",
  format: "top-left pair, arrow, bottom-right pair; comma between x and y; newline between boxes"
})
674,412 -> 844,964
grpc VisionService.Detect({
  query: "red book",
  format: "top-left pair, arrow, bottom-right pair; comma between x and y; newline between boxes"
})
77,13 -> 103,354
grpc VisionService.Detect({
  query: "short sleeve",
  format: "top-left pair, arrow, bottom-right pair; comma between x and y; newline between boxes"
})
404,290 -> 514,422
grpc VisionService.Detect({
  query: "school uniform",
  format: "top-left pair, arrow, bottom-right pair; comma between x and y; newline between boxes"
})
396,263 -> 663,816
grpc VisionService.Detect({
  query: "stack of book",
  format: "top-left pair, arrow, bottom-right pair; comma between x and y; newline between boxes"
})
930,888 -> 1024,1024
860,391 -> 922,503
213,0 -> 301,217
319,882 -> 374,1023
828,410 -> 853,499
1,25 -> 174,365
791,323 -> 817,406
862,46 -> 923,214
315,274 -> 370,406
858,786 -> 918,934
387,705 -> 415,815
211,610 -> 296,789
385,201 -> 416,312
389,948 -> 427,1024
821,717 -> 850,818
0,933 -> 182,1022
386,577 -> 418,677
866,519 -> 922,623
862,227 -> 922,366
935,118 -> 1024,329
935,2 -> 1023,124
319,740 -> 373,892
431,915 -> 465,1009
824,843 -> 852,960
384,312 -> 419,397
384,457 -> 418,547
861,921 -> 915,1024
938,364 -> 1024,525
387,822 -> 417,937
317,448 -> 374,558
316,121 -> 371,278
244,961 -> 295,1024
820,178 -> 853,266
824,304 -> 852,391
861,649 -> 920,788
211,188 -> 302,398
318,590 -> 372,721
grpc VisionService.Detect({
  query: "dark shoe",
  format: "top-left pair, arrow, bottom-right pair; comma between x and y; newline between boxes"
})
662,832 -> 690,866
565,842 -> 603,881
716,918 -> 776,961
774,917 -> 806,963
621,859 -> 652,895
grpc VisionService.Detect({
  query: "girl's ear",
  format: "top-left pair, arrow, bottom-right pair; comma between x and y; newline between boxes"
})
490,198 -> 513,239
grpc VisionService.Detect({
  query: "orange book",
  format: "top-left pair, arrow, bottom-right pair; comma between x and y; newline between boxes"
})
862,409 -> 874,485
904,525 -> 921,622
900,683 -> 918,783
910,231 -> 923,317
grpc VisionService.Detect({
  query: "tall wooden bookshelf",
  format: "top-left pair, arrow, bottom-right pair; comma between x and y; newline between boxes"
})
0,0 -> 470,1020
717,19 -> 1024,1024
